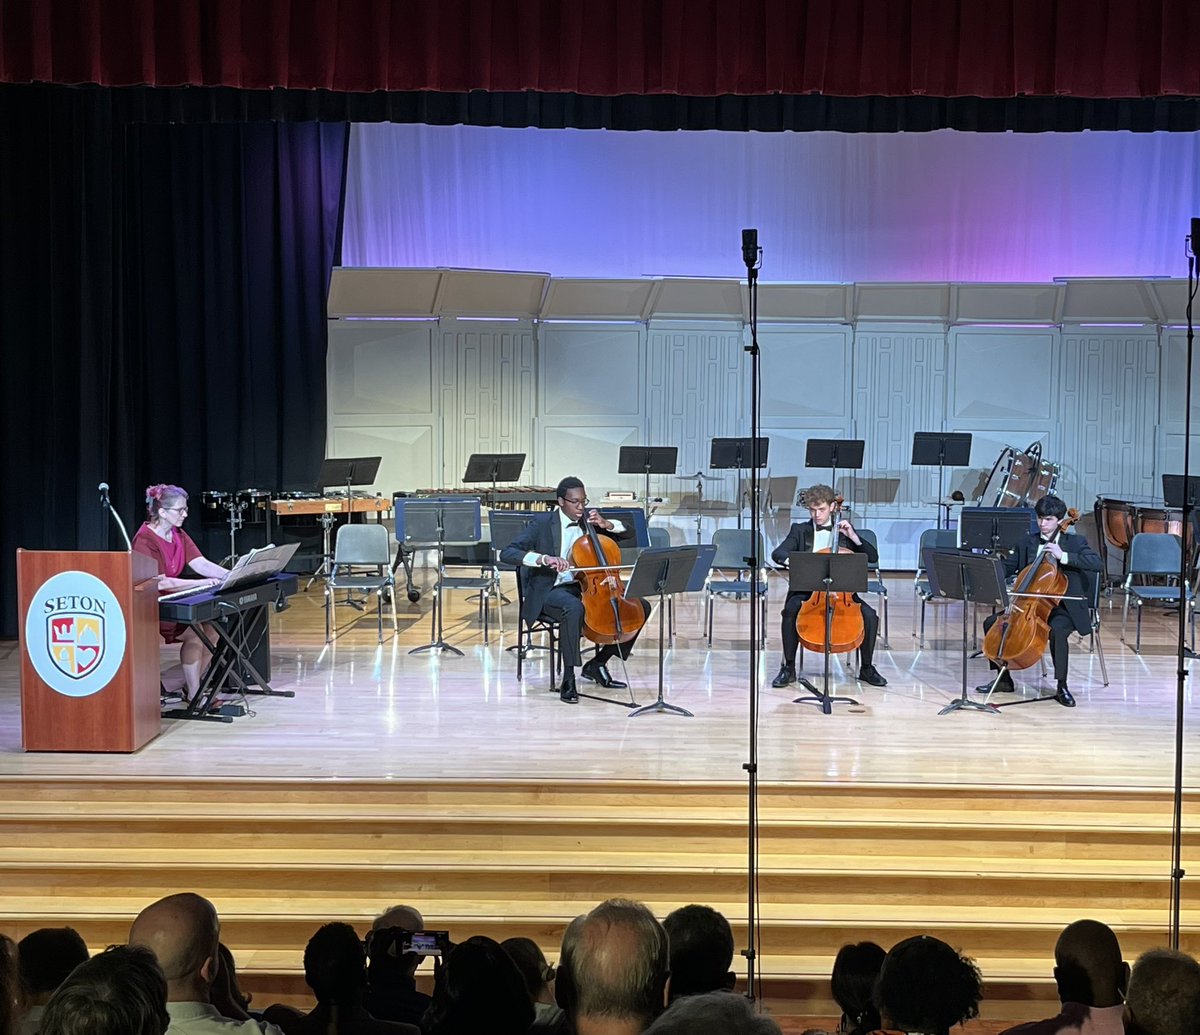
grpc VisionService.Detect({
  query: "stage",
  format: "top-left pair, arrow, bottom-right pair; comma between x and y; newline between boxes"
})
0,570 -> 1196,1026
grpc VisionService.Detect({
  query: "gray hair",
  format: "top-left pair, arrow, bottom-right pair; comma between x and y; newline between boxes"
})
559,898 -> 669,1024
1125,948 -> 1200,1035
645,991 -> 782,1035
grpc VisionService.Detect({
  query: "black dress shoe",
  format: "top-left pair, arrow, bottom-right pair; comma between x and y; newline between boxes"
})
771,663 -> 795,688
580,658 -> 627,689
1055,682 -> 1076,708
975,674 -> 1015,694
858,665 -> 888,687
559,673 -> 579,704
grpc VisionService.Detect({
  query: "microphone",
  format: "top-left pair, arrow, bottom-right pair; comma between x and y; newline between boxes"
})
98,481 -> 110,505
742,228 -> 759,269
1190,217 -> 1200,257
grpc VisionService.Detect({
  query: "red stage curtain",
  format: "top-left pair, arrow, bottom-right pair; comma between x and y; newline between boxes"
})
2,0 -> 1198,99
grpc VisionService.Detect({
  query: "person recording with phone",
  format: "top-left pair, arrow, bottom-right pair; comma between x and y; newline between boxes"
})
364,906 -> 434,1027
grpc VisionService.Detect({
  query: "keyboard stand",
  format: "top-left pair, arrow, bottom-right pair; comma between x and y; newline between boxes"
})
162,604 -> 296,723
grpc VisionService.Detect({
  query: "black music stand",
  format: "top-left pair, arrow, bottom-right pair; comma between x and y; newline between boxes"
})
464,453 -> 526,504
399,499 -> 483,656
960,508 -> 1036,556
712,438 -> 770,530
624,546 -> 712,718
789,552 -> 867,715
309,456 -> 383,584
913,432 -> 972,529
618,446 -> 678,519
805,439 -> 865,498
927,549 -> 1007,716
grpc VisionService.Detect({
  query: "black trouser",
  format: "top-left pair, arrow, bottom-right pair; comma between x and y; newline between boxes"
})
982,605 -> 1073,682
539,583 -> 649,668
780,591 -> 878,668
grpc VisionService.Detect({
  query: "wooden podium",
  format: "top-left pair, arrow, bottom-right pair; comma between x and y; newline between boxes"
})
17,550 -> 162,752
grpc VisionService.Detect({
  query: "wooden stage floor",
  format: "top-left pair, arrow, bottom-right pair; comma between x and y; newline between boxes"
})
0,570 -> 1195,790
0,570 -> 1198,1028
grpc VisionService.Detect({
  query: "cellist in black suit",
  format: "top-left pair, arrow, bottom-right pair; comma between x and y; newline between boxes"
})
976,494 -> 1102,707
768,483 -> 888,689
499,476 -> 647,704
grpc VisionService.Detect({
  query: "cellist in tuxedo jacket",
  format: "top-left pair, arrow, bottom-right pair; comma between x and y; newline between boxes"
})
768,483 -> 888,689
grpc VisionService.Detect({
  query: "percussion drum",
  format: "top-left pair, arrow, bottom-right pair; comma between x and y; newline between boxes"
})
979,446 -> 1033,508
200,490 -> 232,512
237,489 -> 272,525
1025,458 -> 1061,505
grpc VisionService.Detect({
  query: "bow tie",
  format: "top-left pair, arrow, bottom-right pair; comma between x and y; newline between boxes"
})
815,525 -> 834,532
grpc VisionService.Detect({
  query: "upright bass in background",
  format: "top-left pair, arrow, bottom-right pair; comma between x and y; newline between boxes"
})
978,495 -> 1103,708
769,483 -> 888,690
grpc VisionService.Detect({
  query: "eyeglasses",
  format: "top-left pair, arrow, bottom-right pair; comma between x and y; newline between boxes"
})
161,506 -> 188,513
561,496 -> 589,506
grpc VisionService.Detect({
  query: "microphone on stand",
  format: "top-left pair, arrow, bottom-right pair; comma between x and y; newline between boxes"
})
741,228 -> 759,270
99,479 -> 132,551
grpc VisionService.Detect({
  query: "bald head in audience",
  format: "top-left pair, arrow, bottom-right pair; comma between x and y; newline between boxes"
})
128,893 -> 221,1002
1124,949 -> 1200,1035
1053,919 -> 1129,1007
557,898 -> 669,1035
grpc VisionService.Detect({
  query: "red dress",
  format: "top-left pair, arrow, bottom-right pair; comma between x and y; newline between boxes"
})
132,522 -> 203,642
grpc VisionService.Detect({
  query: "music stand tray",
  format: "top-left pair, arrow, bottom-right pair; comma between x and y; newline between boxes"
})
1162,474 -> 1200,509
787,551 -> 867,714
805,438 -> 865,470
710,438 -> 770,469
959,508 -> 1035,555
618,446 -> 678,519
463,453 -> 526,484
911,432 -> 972,467
397,499 -> 483,656
316,456 -> 382,491
927,549 -> 1007,715
624,546 -> 712,718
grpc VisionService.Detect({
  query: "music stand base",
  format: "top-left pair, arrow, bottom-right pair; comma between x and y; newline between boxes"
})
938,696 -> 1001,715
793,677 -> 858,715
629,699 -> 693,718
409,642 -> 464,656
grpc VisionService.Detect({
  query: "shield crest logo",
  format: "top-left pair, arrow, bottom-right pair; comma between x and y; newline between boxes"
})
47,614 -> 105,680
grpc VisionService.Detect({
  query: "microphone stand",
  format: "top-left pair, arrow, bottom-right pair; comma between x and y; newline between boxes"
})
100,484 -> 132,551
1169,229 -> 1198,948
740,229 -> 763,1005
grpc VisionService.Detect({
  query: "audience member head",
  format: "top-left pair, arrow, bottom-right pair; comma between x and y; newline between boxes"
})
128,892 -> 220,1002
662,905 -> 735,1000
644,990 -> 782,1035
303,923 -> 369,1006
18,927 -> 90,1007
501,937 -> 556,1005
209,943 -> 252,1021
830,941 -> 885,1035
39,945 -> 169,1035
557,898 -> 670,1034
1052,919 -> 1128,1008
0,935 -> 16,1035
874,936 -> 982,1035
424,935 -> 534,1035
366,904 -> 425,986
1124,948 -> 1200,1035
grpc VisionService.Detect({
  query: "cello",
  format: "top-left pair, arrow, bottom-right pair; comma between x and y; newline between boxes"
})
794,495 -> 866,655
569,511 -> 647,645
982,507 -> 1080,671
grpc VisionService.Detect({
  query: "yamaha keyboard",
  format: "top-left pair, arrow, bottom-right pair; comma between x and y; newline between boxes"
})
157,574 -> 297,623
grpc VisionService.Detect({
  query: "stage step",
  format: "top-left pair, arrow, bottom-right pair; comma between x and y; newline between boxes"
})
0,776 -> 1192,1022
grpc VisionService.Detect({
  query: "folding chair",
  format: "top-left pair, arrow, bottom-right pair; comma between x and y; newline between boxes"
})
324,524 -> 397,643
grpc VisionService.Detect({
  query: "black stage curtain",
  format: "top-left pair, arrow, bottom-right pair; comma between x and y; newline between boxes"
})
0,82 -> 347,638
4,0 -> 1200,100
20,82 -> 1200,133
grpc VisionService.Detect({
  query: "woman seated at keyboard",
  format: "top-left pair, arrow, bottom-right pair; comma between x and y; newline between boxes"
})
132,483 -> 230,702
